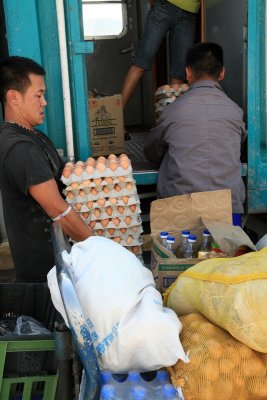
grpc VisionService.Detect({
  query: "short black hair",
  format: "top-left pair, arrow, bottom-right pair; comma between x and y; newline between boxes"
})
186,42 -> 224,80
0,56 -> 45,104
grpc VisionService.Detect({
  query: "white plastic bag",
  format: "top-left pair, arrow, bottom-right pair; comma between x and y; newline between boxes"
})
48,236 -> 188,372
14,315 -> 51,335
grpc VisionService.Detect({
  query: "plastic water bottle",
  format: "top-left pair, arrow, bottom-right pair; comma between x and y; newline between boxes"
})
148,369 -> 170,397
200,229 -> 211,251
184,235 -> 197,258
111,371 -> 142,399
160,231 -> 169,247
162,383 -> 179,399
179,230 -> 190,257
155,369 -> 169,384
101,370 -> 112,385
131,385 -> 148,399
101,384 -> 116,400
126,371 -> 142,398
128,371 -> 142,386
166,236 -> 175,254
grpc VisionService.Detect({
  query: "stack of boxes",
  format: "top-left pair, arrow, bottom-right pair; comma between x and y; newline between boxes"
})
150,190 -> 234,293
61,154 -> 143,258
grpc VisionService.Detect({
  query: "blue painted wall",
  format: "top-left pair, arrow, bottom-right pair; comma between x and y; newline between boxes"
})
247,0 -> 267,212
3,0 -> 67,153
64,0 -> 93,160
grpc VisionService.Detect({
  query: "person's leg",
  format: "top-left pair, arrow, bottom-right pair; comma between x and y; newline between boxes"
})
121,0 -> 173,109
169,7 -> 198,82
121,65 -> 145,109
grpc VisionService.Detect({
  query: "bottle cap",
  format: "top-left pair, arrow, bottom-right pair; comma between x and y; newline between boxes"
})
112,373 -> 127,382
203,229 -> 210,236
160,231 -> 168,238
101,370 -> 111,384
128,371 -> 140,383
182,230 -> 190,237
188,234 -> 197,242
156,369 -> 169,382
166,236 -> 175,243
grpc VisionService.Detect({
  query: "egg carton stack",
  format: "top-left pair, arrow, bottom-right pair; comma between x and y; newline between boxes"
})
61,154 -> 143,258
155,83 -> 189,117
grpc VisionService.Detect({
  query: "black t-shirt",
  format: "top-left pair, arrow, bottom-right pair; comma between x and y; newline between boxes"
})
0,123 -> 65,282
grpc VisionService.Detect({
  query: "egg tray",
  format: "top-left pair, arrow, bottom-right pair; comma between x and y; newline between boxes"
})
65,185 -> 138,204
155,97 -> 176,108
155,84 -> 188,97
61,165 -> 133,186
109,237 -> 142,250
109,236 -> 142,247
76,203 -> 140,217
88,215 -> 142,231
73,194 -> 140,210
155,87 -> 177,97
79,204 -> 142,222
93,225 -> 143,243
64,179 -> 136,195
155,90 -> 184,100
95,225 -> 143,240
125,245 -> 143,256
68,174 -> 134,186
155,106 -> 164,115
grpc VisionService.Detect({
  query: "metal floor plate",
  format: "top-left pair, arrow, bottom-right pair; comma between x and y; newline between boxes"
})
125,131 -> 158,172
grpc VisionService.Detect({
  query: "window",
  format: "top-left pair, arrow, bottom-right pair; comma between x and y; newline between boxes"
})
82,0 -> 127,40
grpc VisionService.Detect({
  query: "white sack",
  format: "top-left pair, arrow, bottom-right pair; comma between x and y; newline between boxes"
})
47,236 -> 188,372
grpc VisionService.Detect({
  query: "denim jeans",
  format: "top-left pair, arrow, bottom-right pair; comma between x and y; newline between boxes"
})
133,0 -> 197,81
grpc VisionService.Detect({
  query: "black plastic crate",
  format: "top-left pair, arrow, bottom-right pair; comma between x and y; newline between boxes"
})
0,283 -> 57,334
0,283 -> 58,378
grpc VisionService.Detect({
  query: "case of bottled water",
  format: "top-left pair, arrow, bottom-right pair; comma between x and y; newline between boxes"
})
100,370 -> 181,399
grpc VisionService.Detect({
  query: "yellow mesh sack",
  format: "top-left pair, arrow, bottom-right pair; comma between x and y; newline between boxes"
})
164,248 -> 267,352
168,313 -> 267,400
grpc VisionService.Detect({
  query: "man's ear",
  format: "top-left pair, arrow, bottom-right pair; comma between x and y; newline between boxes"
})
6,89 -> 19,105
186,66 -> 192,84
218,67 -> 225,81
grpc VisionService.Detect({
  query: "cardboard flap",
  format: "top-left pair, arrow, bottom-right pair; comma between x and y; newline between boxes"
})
202,218 -> 257,256
150,189 -> 232,235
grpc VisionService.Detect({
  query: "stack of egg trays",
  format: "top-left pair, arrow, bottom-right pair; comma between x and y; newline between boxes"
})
61,159 -> 143,256
154,84 -> 189,117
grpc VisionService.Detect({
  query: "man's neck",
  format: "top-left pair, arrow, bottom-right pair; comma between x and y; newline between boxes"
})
190,76 -> 219,86
4,111 -> 34,131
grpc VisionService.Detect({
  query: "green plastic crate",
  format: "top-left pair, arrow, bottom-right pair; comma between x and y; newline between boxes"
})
0,339 -> 58,400
0,284 -> 59,400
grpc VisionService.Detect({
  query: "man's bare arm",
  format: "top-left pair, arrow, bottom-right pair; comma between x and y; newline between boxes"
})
28,179 -> 93,241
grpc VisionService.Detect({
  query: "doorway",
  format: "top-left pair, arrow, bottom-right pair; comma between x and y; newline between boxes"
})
82,0 -> 154,129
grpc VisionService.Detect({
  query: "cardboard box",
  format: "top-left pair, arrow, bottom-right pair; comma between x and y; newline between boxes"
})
89,94 -> 124,157
150,189 -> 233,293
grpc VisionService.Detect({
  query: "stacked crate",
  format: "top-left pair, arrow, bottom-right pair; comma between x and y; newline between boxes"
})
61,154 -> 143,258
0,283 -> 58,400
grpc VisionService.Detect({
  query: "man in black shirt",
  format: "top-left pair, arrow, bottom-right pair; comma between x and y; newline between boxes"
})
0,56 -> 92,282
